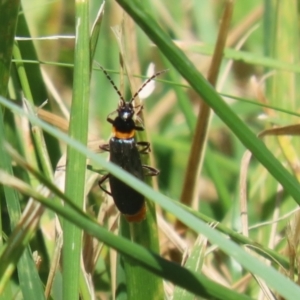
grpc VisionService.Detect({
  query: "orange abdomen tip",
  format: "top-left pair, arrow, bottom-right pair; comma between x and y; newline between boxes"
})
124,203 -> 147,223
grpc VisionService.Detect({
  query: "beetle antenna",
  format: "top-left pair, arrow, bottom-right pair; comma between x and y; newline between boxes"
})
95,62 -> 126,103
130,69 -> 168,103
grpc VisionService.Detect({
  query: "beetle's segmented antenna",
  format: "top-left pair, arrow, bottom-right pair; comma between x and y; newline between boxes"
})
130,69 -> 168,103
95,62 -> 126,102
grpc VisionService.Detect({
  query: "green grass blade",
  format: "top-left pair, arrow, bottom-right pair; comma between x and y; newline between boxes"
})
12,43 -> 53,179
191,44 -> 300,74
62,0 -> 90,299
0,0 -> 20,95
119,219 -> 163,300
90,2 -> 105,61
16,8 -> 61,165
173,235 -> 207,300
18,248 -> 46,300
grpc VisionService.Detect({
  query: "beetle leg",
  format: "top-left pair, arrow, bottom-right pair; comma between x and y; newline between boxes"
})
142,165 -> 160,176
134,125 -> 144,131
107,117 -> 115,124
107,109 -> 118,123
137,141 -> 151,154
99,143 -> 110,152
98,174 -> 112,196
134,104 -> 143,115
134,110 -> 145,131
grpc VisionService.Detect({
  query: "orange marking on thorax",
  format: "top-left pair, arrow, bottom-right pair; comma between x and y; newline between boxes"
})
112,126 -> 135,139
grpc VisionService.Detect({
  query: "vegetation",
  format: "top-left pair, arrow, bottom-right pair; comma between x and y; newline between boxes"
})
0,0 -> 300,299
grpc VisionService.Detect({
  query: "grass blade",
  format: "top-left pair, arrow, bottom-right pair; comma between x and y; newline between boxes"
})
62,0 -> 90,299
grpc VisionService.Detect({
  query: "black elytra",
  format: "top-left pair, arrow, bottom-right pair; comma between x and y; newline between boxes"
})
97,64 -> 167,222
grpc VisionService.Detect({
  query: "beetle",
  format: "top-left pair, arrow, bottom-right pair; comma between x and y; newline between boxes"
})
97,64 -> 166,222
